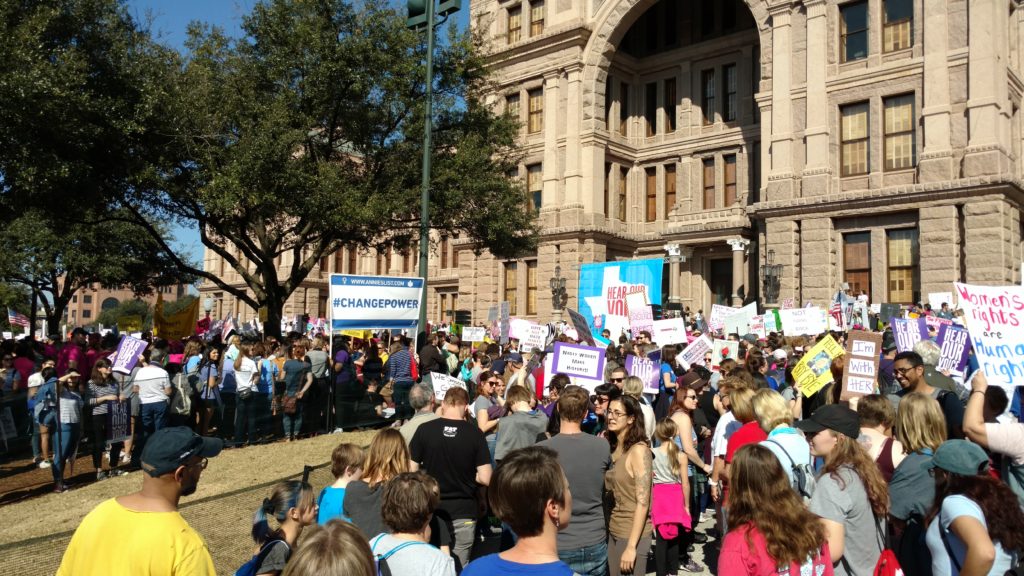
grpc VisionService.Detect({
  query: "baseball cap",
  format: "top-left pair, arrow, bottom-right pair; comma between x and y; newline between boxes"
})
679,370 -> 707,389
507,352 -> 524,364
928,439 -> 989,476
772,349 -> 788,360
141,427 -> 223,477
70,327 -> 87,336
795,404 -> 860,440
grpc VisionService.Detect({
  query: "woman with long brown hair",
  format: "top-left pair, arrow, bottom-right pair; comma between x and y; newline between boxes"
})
924,440 -> 1024,575
343,428 -> 411,539
605,394 -> 652,576
797,404 -> 890,576
719,444 -> 833,576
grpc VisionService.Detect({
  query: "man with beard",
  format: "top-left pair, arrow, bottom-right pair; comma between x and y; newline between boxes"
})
58,427 -> 222,575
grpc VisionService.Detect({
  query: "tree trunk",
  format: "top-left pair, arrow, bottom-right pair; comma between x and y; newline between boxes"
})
263,292 -> 285,340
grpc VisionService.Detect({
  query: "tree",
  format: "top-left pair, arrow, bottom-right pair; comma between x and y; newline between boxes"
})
0,210 -> 190,330
0,282 -> 32,334
95,299 -> 152,331
118,0 -> 538,337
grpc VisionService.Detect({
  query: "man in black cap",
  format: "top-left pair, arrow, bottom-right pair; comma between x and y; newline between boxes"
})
58,427 -> 222,575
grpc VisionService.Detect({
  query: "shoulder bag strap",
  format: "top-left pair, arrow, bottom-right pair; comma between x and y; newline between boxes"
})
937,514 -> 963,573
764,439 -> 796,467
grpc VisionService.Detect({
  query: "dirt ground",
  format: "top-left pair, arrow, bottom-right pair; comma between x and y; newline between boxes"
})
0,431 -> 376,575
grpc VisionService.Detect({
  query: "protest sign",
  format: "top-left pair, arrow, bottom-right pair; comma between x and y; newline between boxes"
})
462,327 -> 486,342
763,310 -> 780,334
521,323 -> 550,353
626,291 -> 654,339
841,331 -> 882,401
430,372 -> 467,401
781,298 -> 795,310
924,315 -> 953,331
936,324 -> 971,374
711,339 -> 739,373
928,292 -> 954,311
748,315 -> 767,339
566,308 -> 596,346
892,317 -> 927,353
0,407 -> 16,441
543,354 -> 603,394
778,308 -> 827,337
708,304 -> 739,333
879,303 -> 901,325
680,335 -> 712,367
551,342 -> 606,380
625,354 -> 661,394
851,302 -> 870,330
953,282 -> 1024,396
117,315 -> 143,332
499,301 -> 511,345
723,302 -> 758,336
792,335 -> 845,396
487,305 -> 498,323
509,318 -> 533,341
111,335 -> 148,375
329,274 -> 423,330
870,303 -> 881,314
153,292 -> 199,341
1,332 -> 11,341
652,318 -> 688,345
106,400 -> 132,444
578,259 -> 663,344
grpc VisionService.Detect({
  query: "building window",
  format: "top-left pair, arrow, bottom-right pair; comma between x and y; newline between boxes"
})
644,82 -> 657,137
604,163 -> 611,216
664,77 -> 676,132
841,102 -> 869,176
452,234 -> 459,268
440,293 -> 448,321
841,1 -> 869,62
506,93 -> 520,121
348,247 -> 357,273
605,76 -> 613,128
884,94 -> 915,170
376,251 -> 384,275
887,229 -> 918,304
441,235 -> 449,269
702,158 -> 715,209
701,69 -> 716,124
319,255 -> 329,274
645,167 -> 657,222
617,166 -> 628,221
619,82 -> 629,136
527,163 -> 543,212
530,1 -> 544,36
72,295 -> 78,303
507,6 -> 522,43
528,89 -> 543,133
883,0 -> 912,52
402,250 -> 411,274
843,232 -> 872,297
723,64 -> 737,122
83,309 -> 91,319
504,262 -> 518,316
527,260 -> 538,315
83,295 -> 92,304
724,155 -> 737,206
664,164 -> 676,215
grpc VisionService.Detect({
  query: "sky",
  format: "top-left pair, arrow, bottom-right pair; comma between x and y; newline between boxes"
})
126,0 -> 470,266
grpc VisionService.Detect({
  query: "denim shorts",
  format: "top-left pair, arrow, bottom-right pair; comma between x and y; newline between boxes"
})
559,540 -> 609,576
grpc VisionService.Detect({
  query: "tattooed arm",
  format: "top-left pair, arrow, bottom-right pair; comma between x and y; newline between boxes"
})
620,443 -> 653,573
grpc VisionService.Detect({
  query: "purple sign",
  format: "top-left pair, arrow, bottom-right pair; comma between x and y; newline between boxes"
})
111,335 -> 148,375
551,342 -> 606,381
936,324 -> 971,374
892,318 -> 928,353
626,354 -> 661,394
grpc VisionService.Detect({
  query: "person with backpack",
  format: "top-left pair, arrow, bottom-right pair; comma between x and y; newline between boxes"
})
197,347 -> 223,437
719,444 -> 834,576
888,392 -> 947,575
369,472 -> 456,576
753,388 -> 814,500
963,370 -> 1024,507
924,439 -> 1024,576
278,519 -> 375,576
305,337 -> 330,433
236,480 -> 317,576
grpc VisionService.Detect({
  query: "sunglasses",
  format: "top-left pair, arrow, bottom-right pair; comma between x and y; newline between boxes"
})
590,395 -> 610,404
609,377 -> 623,383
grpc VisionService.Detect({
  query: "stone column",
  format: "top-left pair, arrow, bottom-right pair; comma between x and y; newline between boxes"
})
727,239 -> 750,306
965,0 -> 1012,176
802,0 -> 830,196
564,66 -> 583,213
963,199 -> 1021,284
542,71 -> 560,209
800,217 -> 835,305
679,246 -> 694,310
767,2 -> 795,199
919,0 -> 955,181
665,243 -> 682,311
919,205 -> 962,295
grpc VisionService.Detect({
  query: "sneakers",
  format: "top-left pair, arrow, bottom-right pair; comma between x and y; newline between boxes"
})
38,460 -> 52,469
680,560 -> 705,573
110,468 -> 129,477
96,470 -> 108,480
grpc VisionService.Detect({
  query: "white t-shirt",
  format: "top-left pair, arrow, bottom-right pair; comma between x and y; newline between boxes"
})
235,358 -> 258,393
28,372 -> 44,389
369,534 -> 455,576
711,410 -> 740,458
135,364 -> 171,405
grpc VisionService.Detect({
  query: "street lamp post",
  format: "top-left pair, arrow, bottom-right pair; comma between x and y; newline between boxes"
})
759,249 -> 783,304
408,0 -> 461,336
550,265 -> 568,312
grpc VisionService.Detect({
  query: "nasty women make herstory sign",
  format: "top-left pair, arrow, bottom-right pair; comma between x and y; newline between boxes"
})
551,342 -> 606,381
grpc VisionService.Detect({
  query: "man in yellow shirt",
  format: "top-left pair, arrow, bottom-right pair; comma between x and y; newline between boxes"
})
58,426 -> 223,575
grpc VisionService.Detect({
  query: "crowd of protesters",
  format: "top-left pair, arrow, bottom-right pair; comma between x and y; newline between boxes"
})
31,297 -> 1024,575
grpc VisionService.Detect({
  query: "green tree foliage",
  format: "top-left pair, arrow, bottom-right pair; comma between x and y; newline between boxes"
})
0,282 -> 32,334
95,298 -> 153,331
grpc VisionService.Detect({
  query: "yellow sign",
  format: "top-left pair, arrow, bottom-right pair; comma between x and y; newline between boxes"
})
258,307 -> 268,323
153,293 -> 200,340
117,315 -> 143,332
792,334 -> 845,397
341,329 -> 372,339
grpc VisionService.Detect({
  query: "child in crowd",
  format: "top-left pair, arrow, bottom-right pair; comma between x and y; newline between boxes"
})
317,443 -> 365,525
240,480 -> 318,576
370,472 -> 456,576
651,419 -> 693,576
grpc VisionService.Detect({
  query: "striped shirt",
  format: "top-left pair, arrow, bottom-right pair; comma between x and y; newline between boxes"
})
87,380 -> 119,416
386,348 -> 414,384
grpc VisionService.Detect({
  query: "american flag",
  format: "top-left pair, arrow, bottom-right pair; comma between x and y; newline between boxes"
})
7,308 -> 29,328
829,301 -> 845,331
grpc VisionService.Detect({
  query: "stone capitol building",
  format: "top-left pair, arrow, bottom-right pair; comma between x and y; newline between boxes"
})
202,0 -> 1024,327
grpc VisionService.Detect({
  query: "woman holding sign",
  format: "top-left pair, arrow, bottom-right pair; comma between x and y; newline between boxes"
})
86,359 -> 123,480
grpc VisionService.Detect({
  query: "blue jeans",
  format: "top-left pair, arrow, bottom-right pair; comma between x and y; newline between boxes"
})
51,423 -> 80,486
559,540 -> 609,576
392,381 -> 414,420
283,400 -> 302,439
253,393 -> 272,438
140,401 -> 168,456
